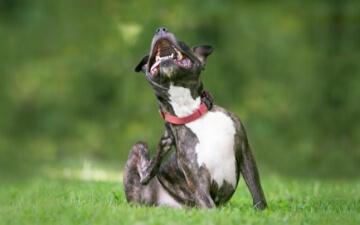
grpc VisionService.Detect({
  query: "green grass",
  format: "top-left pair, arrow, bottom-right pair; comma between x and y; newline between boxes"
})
0,169 -> 359,225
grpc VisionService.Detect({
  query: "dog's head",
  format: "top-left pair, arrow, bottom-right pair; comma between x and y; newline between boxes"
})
135,27 -> 213,97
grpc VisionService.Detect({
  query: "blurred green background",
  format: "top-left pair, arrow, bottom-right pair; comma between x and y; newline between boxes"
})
0,0 -> 359,180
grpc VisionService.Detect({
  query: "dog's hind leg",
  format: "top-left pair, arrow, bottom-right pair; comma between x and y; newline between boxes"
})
123,141 -> 184,207
139,124 -> 174,185
123,142 -> 157,205
123,141 -> 182,207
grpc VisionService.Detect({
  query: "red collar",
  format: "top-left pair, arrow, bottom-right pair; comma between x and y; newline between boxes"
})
159,91 -> 213,125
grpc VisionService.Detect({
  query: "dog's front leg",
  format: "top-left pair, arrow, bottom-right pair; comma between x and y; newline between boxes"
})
177,158 -> 215,208
239,124 -> 267,210
139,124 -> 174,185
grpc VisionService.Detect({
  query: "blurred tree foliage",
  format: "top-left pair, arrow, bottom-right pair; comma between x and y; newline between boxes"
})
0,0 -> 359,178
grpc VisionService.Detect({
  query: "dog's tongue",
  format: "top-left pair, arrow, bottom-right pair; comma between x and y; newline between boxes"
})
151,60 -> 161,72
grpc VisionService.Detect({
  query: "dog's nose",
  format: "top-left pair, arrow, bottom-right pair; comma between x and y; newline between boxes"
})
155,27 -> 168,34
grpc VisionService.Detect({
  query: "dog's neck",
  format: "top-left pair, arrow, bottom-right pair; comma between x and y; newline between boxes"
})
167,85 -> 201,117
157,83 -> 203,117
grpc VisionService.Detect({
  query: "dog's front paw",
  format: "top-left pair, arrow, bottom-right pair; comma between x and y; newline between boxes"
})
139,171 -> 151,185
160,136 -> 173,149
253,200 -> 267,210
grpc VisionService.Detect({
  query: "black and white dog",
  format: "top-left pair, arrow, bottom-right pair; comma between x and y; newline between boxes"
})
123,27 -> 267,209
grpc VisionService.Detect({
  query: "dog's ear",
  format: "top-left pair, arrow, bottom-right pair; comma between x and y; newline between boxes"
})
135,55 -> 149,73
192,45 -> 213,64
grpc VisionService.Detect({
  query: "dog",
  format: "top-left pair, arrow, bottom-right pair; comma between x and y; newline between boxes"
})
123,27 -> 267,209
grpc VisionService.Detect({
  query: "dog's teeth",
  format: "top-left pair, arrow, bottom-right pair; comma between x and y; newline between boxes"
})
161,55 -> 171,60
177,50 -> 183,60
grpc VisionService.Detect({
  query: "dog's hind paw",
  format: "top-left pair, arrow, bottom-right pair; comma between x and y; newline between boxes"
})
139,160 -> 154,185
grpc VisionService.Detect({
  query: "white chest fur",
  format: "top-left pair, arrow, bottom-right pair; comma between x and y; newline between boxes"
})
186,112 -> 237,187
168,85 -> 237,187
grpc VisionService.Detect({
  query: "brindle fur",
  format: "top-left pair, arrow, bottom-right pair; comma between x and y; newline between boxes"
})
124,28 -> 267,209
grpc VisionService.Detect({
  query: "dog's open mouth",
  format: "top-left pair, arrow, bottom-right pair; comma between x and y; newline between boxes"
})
149,39 -> 192,76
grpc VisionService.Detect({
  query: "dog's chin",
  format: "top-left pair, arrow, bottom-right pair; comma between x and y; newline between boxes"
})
159,67 -> 175,78
159,62 -> 179,78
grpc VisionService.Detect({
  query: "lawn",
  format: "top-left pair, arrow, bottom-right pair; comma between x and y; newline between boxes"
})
0,164 -> 359,225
